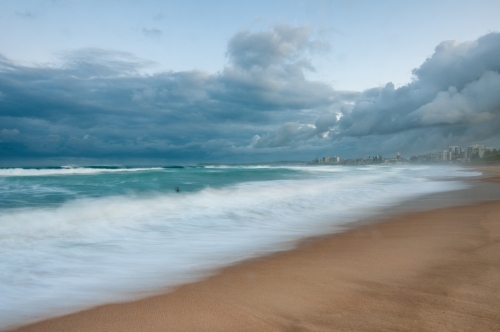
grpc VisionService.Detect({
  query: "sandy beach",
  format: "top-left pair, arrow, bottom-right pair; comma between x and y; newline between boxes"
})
8,165 -> 500,332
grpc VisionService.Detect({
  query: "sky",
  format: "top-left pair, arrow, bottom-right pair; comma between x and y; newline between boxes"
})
1,0 -> 500,165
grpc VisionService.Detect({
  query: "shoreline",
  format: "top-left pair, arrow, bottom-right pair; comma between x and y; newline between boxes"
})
7,165 -> 500,331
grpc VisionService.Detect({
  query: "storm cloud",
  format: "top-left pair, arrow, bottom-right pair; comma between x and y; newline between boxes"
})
0,25 -> 343,164
336,34 -> 500,136
255,32 -> 500,155
1,26 -> 500,165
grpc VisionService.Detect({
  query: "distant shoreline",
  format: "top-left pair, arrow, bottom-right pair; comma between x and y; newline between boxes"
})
1,158 -> 499,169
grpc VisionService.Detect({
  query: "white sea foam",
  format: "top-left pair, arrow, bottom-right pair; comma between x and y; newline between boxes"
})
0,165 -> 477,329
0,167 -> 164,177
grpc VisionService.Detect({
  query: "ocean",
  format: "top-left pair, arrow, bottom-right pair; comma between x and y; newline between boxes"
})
0,164 -> 480,329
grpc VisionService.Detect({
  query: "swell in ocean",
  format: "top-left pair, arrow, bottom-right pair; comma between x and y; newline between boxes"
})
0,165 -> 480,329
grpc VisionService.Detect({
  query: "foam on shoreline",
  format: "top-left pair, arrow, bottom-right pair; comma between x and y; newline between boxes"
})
10,171 -> 500,331
0,165 -> 490,330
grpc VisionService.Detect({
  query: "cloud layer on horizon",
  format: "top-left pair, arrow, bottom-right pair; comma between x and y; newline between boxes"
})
1,26 -> 500,164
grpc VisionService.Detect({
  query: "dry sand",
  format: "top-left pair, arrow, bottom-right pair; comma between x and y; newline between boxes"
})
9,165 -> 500,332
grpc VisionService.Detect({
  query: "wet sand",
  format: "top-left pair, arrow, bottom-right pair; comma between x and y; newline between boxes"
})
9,165 -> 500,332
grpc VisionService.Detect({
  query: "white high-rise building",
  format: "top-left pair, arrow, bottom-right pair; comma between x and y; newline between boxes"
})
475,145 -> 486,158
466,145 -> 487,159
442,150 -> 450,160
449,146 -> 460,156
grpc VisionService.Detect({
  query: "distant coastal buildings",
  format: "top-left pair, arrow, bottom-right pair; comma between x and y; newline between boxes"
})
309,154 -> 406,165
411,144 -> 498,163
309,144 -> 500,165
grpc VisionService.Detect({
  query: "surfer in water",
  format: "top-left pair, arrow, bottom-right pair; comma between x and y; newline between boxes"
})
175,186 -> 180,193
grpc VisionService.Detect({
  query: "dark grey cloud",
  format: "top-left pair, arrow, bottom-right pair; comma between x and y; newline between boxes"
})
254,32 -> 500,157
0,25 -> 342,164
253,113 -> 338,149
333,34 -> 500,138
0,128 -> 19,138
314,113 -> 337,134
227,25 -> 327,70
254,122 -> 317,148
2,27 -> 500,165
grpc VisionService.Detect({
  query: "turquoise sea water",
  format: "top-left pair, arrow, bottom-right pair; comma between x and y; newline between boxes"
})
0,164 -> 480,329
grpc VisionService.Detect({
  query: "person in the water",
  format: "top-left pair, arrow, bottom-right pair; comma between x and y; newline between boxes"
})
175,187 -> 180,193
